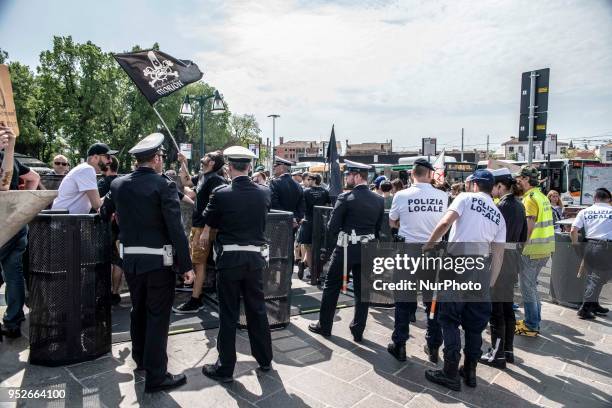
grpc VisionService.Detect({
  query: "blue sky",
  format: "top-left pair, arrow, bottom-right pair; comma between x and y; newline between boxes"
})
1,0 -> 612,151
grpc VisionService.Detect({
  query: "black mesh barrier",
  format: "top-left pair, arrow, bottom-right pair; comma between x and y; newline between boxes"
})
311,206 -> 395,306
38,174 -> 65,190
28,213 -> 112,366
237,210 -> 294,329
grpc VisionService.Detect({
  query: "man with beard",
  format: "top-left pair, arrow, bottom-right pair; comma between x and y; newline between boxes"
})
52,143 -> 117,214
308,160 -> 384,342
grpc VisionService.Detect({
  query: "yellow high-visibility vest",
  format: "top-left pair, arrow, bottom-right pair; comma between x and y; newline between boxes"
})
523,188 -> 555,258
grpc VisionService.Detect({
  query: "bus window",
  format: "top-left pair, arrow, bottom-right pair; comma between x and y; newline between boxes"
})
568,165 -> 582,194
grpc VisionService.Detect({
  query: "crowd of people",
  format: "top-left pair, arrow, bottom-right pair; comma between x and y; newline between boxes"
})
1,126 -> 611,395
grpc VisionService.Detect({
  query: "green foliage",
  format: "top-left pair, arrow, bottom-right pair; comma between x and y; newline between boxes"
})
0,48 -> 8,64
4,36 -> 235,171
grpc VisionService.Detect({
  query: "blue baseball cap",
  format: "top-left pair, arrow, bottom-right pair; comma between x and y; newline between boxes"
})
471,169 -> 494,186
374,175 -> 387,188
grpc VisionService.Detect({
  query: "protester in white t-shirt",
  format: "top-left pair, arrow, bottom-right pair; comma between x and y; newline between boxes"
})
52,143 -> 117,214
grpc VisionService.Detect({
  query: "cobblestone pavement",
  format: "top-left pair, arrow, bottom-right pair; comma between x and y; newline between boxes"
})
1,297 -> 611,407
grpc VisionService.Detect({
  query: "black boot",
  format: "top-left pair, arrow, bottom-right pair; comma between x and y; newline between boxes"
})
504,351 -> 515,364
479,348 -> 506,369
577,304 -> 596,320
423,344 -> 439,364
593,303 -> 609,315
387,342 -> 406,362
425,360 -> 461,391
297,261 -> 305,280
459,359 -> 478,388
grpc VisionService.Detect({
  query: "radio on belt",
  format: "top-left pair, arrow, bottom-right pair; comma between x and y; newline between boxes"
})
163,244 -> 174,266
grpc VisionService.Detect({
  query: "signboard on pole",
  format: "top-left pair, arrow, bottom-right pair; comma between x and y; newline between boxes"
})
179,143 -> 192,160
519,68 -> 549,142
422,138 -> 437,156
545,134 -> 557,155
248,143 -> 259,158
0,65 -> 19,136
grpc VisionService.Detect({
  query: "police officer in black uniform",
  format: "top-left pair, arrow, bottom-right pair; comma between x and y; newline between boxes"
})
270,156 -> 305,229
101,133 -> 194,393
309,160 -> 385,341
200,146 -> 273,383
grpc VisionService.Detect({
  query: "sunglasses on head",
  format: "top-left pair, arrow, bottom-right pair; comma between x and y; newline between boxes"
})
54,162 -> 68,166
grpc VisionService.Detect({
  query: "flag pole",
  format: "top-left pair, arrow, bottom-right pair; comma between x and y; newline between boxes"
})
152,105 -> 181,153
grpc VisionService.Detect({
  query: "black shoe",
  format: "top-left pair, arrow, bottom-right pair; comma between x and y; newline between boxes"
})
424,344 -> 439,364
577,308 -> 596,320
593,304 -> 609,315
479,349 -> 506,369
1,326 -> 21,339
111,293 -> 121,305
308,322 -> 331,337
409,311 -> 416,323
173,297 -> 204,314
297,261 -> 305,280
258,364 -> 272,372
350,327 -> 363,342
144,373 -> 187,393
459,359 -> 478,388
505,351 -> 515,364
425,362 -> 461,392
202,364 -> 233,383
387,343 -> 406,362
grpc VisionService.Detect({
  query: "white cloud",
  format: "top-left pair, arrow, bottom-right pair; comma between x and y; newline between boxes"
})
177,0 -> 612,149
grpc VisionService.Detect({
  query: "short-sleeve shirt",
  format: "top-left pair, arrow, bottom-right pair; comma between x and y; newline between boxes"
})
0,151 -> 31,190
522,187 -> 540,218
389,183 -> 448,243
572,203 -> 612,240
447,192 -> 506,244
52,162 -> 99,214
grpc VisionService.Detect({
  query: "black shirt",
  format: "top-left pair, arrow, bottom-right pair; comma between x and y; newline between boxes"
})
192,171 -> 227,227
270,173 -> 305,220
303,186 -> 330,220
498,193 -> 528,243
0,151 -> 31,190
98,174 -> 119,197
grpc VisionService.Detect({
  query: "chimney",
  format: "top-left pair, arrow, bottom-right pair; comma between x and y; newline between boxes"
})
279,136 -> 284,145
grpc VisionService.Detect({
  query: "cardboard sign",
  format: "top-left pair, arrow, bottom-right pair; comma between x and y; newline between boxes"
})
0,64 -> 19,137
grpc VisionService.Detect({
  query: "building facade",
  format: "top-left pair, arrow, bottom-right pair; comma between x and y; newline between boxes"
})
502,136 -> 568,160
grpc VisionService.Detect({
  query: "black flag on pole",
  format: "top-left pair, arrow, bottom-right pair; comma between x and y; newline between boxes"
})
113,49 -> 203,105
326,125 -> 342,199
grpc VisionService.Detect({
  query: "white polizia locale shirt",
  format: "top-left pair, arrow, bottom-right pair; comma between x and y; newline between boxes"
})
447,192 -> 507,244
572,202 -> 612,240
389,183 -> 448,243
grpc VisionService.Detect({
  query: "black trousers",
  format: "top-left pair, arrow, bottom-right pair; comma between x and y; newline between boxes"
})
124,268 -> 175,385
489,272 -> 516,358
216,263 -> 273,376
582,241 -> 612,307
319,246 -> 369,335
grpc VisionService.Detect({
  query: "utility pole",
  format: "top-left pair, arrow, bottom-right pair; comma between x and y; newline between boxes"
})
486,134 -> 490,160
461,128 -> 464,162
268,114 -> 280,169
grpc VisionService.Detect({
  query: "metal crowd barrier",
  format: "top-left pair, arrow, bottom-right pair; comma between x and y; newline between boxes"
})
28,212 -> 112,366
311,206 -> 395,306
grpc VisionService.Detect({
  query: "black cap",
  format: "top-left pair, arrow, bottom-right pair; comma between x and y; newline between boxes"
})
413,158 -> 435,171
87,143 -> 118,157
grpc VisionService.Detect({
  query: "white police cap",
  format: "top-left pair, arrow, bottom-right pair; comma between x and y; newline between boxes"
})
491,167 -> 513,182
224,146 -> 256,163
128,133 -> 165,158
344,159 -> 372,173
274,156 -> 293,166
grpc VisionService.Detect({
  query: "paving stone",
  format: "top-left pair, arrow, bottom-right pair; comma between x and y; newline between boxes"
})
351,393 -> 403,408
394,360 -> 454,394
489,364 -> 567,404
349,370 -> 422,405
222,370 -> 283,403
66,356 -> 121,380
286,367 -> 370,408
404,390 -> 476,407
562,374 -> 612,405
342,339 -> 409,375
296,349 -> 371,382
255,386 -> 327,408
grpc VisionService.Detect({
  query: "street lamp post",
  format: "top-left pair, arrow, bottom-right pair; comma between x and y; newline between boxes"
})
180,90 -> 226,160
268,114 -> 280,169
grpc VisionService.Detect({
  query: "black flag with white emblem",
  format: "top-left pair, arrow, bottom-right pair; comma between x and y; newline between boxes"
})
113,49 -> 203,105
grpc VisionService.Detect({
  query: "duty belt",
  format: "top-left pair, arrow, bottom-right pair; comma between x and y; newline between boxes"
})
215,244 -> 270,262
337,230 -> 375,294
119,244 -> 174,266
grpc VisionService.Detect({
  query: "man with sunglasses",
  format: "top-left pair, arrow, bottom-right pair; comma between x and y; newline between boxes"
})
52,143 -> 117,214
51,154 -> 70,175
